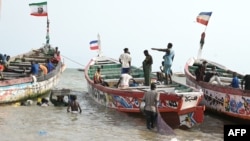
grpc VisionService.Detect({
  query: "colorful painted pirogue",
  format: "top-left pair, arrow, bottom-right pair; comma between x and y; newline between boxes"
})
84,52 -> 205,129
0,45 -> 65,104
184,57 -> 250,121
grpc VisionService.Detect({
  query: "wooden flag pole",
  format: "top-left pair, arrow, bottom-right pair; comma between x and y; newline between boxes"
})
46,17 -> 50,45
97,33 -> 102,57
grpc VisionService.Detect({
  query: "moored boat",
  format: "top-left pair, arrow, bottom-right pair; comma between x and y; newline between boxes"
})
184,57 -> 250,121
84,43 -> 205,129
0,45 -> 66,104
0,2 -> 66,104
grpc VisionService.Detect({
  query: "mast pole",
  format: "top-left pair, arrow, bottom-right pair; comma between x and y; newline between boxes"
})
97,33 -> 102,56
46,2 -> 49,46
46,17 -> 50,45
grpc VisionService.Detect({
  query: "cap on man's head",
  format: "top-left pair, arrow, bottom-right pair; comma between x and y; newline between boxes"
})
124,48 -> 128,51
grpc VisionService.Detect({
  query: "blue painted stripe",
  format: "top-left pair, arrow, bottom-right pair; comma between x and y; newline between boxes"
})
89,40 -> 98,45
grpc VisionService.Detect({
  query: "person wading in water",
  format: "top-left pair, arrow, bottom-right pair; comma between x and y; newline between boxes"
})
67,95 -> 82,113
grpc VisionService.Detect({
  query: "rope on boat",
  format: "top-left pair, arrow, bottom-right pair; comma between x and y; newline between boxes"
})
61,54 -> 85,67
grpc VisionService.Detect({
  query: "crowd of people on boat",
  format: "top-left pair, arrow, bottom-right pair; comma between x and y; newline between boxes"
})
28,46 -> 62,78
195,62 -> 223,85
92,43 -> 175,88
0,45 -> 62,80
194,61 -> 236,86
117,43 -> 175,86
29,59 -> 55,76
90,44 -> 176,130
194,60 -> 250,90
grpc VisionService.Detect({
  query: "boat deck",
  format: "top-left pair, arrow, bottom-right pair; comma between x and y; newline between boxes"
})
87,59 -> 196,94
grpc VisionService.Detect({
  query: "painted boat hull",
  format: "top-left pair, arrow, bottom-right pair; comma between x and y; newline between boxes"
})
0,46 -> 65,104
184,57 -> 250,121
84,56 -> 205,129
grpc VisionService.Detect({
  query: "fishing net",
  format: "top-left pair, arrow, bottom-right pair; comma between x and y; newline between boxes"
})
156,111 -> 176,135
141,101 -> 175,135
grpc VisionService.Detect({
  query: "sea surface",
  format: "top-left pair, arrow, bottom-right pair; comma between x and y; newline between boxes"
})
0,69 -> 242,141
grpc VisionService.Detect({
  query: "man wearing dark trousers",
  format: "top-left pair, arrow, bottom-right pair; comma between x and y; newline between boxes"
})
141,83 -> 160,130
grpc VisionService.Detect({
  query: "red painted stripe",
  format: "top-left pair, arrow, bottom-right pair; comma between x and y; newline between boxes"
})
90,46 -> 99,50
30,13 -> 48,16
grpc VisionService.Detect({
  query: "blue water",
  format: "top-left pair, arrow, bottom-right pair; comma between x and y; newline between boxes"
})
0,68 -> 240,141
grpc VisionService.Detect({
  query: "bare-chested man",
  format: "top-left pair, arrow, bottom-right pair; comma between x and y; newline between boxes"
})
67,95 -> 82,113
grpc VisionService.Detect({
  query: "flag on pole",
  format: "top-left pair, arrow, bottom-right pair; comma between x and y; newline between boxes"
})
29,1 -> 48,16
196,12 -> 212,26
89,40 -> 99,50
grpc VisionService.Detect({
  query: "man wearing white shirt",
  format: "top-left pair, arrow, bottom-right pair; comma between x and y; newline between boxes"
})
119,48 -> 131,74
116,73 -> 136,89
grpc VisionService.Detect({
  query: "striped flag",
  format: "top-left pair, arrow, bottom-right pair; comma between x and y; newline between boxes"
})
29,1 -> 48,16
89,40 -> 99,50
196,12 -> 212,26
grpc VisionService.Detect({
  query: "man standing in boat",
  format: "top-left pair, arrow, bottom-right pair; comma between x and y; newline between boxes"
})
152,43 -> 174,84
152,42 -> 175,76
142,50 -> 153,86
141,83 -> 159,130
119,48 -> 131,74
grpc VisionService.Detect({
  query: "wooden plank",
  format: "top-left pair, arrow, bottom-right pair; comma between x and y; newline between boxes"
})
23,54 -> 52,59
9,63 -> 31,67
22,58 -> 47,63
2,72 -> 27,77
7,66 -> 31,70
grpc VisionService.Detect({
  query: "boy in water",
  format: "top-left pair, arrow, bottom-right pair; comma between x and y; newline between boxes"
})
67,95 -> 82,113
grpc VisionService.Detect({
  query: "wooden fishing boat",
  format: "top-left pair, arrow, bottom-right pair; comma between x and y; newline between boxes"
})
84,53 -> 205,129
184,57 -> 250,121
0,45 -> 66,104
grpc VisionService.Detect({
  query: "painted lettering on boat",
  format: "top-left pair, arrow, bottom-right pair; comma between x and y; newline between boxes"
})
187,79 -> 250,116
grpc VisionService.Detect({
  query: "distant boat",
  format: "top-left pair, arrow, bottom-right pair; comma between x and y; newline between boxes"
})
174,72 -> 186,77
77,68 -> 85,72
84,38 -> 205,129
184,57 -> 250,121
0,45 -> 66,104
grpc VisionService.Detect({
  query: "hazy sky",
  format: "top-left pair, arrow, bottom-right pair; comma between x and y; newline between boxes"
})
1,0 -> 250,74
